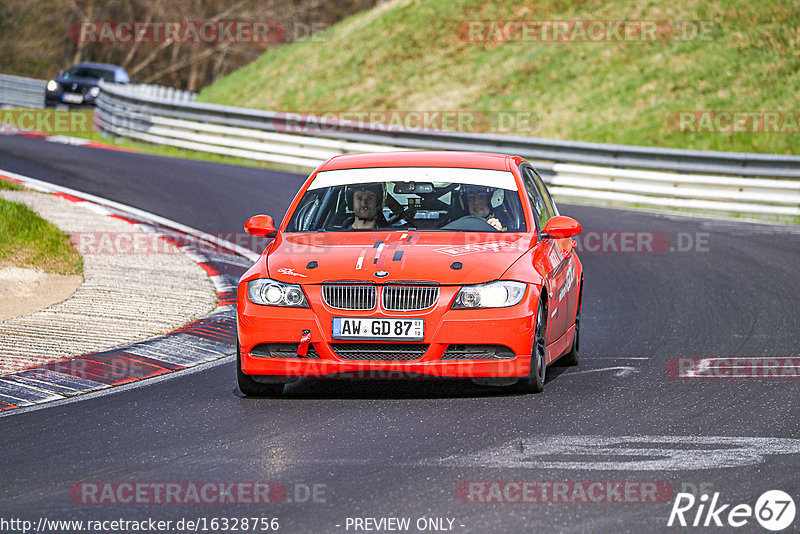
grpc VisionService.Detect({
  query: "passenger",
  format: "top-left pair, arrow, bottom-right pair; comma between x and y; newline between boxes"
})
463,185 -> 504,231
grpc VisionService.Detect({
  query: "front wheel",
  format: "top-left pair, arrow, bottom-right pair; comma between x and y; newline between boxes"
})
237,344 -> 284,397
512,297 -> 547,394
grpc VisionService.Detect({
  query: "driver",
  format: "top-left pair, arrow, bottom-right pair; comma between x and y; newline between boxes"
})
345,183 -> 385,229
463,185 -> 504,231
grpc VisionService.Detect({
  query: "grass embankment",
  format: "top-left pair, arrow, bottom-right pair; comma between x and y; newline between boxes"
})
0,180 -> 83,275
196,0 -> 800,155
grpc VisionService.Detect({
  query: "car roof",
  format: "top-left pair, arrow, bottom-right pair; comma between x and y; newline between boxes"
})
318,151 -> 517,172
70,62 -> 128,73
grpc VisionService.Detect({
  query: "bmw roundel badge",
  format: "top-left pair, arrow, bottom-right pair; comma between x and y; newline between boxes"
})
374,270 -> 389,278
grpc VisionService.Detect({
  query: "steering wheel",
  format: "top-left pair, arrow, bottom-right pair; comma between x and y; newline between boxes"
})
440,215 -> 500,232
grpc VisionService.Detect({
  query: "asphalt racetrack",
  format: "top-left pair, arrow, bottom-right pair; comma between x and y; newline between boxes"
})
1,134 -> 799,533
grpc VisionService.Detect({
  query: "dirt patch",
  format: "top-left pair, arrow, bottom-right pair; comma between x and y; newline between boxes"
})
0,266 -> 82,321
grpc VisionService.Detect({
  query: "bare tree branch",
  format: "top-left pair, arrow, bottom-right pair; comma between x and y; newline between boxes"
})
128,39 -> 175,77
141,43 -> 232,83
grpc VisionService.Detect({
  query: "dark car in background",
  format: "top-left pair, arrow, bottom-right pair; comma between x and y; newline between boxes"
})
44,62 -> 130,108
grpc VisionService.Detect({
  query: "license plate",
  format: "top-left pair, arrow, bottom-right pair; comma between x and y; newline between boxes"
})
333,317 -> 424,341
62,93 -> 83,104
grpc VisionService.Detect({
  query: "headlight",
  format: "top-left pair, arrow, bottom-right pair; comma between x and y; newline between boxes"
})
452,281 -> 527,309
89,87 -> 100,97
46,80 -> 58,92
247,278 -> 308,307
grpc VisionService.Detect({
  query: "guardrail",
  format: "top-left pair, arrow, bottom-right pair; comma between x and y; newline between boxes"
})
0,74 -> 46,109
76,82 -> 800,217
549,164 -> 800,216
116,83 -> 197,102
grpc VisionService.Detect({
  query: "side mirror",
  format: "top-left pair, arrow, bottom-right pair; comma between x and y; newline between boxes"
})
542,216 -> 581,239
244,215 -> 277,237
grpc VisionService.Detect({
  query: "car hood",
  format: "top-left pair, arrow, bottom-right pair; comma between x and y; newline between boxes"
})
266,232 -> 533,285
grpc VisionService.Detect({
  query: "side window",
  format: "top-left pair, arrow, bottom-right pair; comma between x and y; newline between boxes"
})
531,168 -> 558,218
521,165 -> 551,233
287,191 -> 322,231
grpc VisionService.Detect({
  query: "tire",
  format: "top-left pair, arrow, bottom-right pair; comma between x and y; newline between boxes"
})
237,344 -> 284,397
512,297 -> 547,393
558,279 -> 582,367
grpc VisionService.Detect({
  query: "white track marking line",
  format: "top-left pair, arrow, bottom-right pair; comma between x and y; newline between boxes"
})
564,366 -> 638,377
589,357 -> 650,360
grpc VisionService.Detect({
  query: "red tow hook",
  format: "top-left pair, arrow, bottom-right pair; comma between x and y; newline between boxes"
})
297,330 -> 312,357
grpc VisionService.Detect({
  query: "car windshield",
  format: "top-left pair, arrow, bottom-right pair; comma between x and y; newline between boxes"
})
286,167 -> 527,233
64,67 -> 115,81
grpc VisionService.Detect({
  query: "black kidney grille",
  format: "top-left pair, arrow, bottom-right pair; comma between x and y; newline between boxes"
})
322,284 -> 377,310
382,285 -> 439,311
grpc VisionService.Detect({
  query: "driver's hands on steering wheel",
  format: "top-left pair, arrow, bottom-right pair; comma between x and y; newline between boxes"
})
487,217 -> 502,231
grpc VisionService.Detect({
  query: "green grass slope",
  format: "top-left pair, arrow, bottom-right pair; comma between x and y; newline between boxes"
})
198,0 -> 800,155
0,194 -> 83,275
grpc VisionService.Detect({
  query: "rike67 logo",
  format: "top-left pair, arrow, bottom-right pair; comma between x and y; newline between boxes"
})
668,490 -> 796,531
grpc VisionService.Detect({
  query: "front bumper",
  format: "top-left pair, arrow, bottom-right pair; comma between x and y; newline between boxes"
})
237,284 -> 537,379
45,91 -> 97,107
